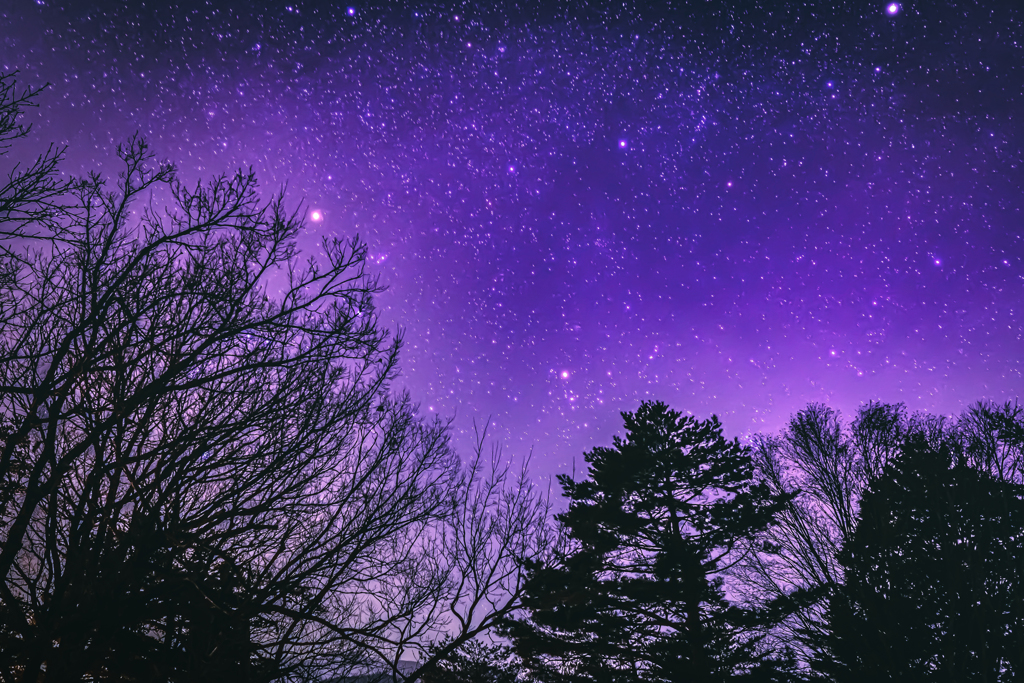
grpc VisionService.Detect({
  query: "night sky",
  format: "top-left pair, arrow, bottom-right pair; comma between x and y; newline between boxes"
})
2,1 -> 1022,482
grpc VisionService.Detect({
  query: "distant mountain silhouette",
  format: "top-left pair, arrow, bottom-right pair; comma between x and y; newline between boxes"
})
324,660 -> 420,683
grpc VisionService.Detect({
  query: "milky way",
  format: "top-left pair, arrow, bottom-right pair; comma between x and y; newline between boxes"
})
2,1 -> 1022,481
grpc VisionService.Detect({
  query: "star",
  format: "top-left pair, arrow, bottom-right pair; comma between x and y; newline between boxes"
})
4,0 -> 1019,480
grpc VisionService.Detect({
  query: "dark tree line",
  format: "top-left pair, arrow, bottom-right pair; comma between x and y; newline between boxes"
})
0,73 -> 553,683
423,401 -> 1024,683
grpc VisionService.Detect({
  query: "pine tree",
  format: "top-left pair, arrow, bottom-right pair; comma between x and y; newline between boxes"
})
505,401 -> 798,683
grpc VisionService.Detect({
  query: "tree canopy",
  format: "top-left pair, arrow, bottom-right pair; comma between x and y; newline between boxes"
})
811,435 -> 1024,680
505,401 -> 798,683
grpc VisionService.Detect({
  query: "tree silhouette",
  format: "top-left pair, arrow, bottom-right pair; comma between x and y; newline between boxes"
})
504,401 -> 798,683
0,72 -> 551,683
736,400 -> 1024,668
734,402 -> 915,663
811,435 -> 1024,680
419,639 -> 521,683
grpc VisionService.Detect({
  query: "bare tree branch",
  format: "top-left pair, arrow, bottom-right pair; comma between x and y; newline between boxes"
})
0,72 -> 552,683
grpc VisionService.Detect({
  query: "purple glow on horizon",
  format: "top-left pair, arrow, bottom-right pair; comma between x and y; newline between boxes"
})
2,2 -> 1021,482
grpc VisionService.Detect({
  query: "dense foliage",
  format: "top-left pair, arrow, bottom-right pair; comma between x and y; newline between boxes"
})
811,435 -> 1024,680
504,401 -> 799,682
735,401 -> 1024,680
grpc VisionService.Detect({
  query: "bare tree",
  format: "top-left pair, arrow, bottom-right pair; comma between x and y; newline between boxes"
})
0,72 -> 552,683
0,72 -> 68,289
393,422 -> 554,683
957,400 -> 1024,484
731,402 -> 915,664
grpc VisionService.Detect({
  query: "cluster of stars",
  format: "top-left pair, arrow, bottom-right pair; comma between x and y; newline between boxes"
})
1,1 -> 1022,479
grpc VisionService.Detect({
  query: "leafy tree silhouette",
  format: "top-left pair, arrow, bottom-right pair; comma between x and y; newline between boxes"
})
812,435 -> 1024,680
737,400 -> 1024,666
504,401 -> 799,683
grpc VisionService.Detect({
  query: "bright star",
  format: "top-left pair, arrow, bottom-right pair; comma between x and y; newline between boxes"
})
886,3 -> 900,15
310,210 -> 323,222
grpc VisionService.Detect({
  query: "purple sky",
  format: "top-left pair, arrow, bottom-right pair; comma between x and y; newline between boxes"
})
3,1 -> 1022,483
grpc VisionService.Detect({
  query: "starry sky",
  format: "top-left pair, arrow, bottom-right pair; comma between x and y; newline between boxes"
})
2,1 -> 1022,481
